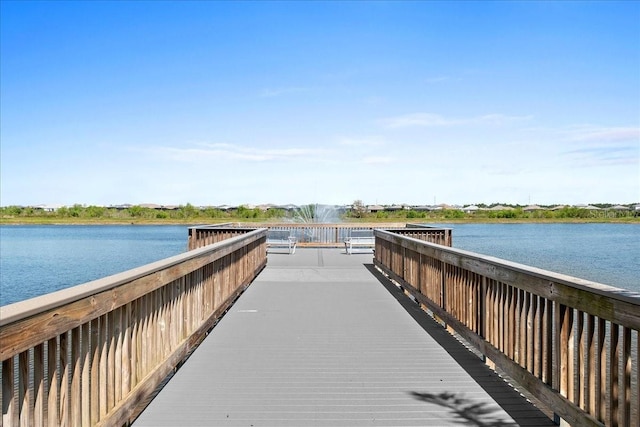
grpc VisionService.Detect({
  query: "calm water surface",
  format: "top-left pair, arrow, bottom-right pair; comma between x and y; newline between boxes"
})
1,223 -> 638,306
1,225 -> 188,306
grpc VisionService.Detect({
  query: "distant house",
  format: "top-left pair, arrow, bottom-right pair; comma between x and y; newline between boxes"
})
610,205 -> 631,211
463,205 -> 479,213
550,205 -> 568,211
487,205 -> 514,211
523,205 -> 543,211
111,204 -> 133,210
573,204 -> 600,210
413,205 -> 435,211
32,204 -> 64,212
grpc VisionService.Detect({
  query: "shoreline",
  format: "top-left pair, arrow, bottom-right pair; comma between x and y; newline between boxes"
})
1,217 -> 638,225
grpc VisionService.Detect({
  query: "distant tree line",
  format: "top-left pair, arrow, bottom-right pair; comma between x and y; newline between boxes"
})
344,203 -> 639,221
1,202 -> 637,222
0,203 -> 286,221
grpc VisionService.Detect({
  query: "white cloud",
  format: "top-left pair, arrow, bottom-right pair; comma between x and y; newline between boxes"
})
564,126 -> 640,143
562,145 -> 639,167
381,112 -> 533,129
559,125 -> 640,167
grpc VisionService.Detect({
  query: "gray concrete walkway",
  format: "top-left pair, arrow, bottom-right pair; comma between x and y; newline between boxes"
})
133,249 -> 554,427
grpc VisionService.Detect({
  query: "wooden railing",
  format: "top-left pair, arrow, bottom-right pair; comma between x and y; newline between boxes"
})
389,224 -> 452,246
1,229 -> 267,426
187,224 -> 256,250
190,223 -> 451,247
374,229 -> 639,427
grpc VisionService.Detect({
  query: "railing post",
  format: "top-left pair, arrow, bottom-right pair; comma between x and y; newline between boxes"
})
480,276 -> 486,340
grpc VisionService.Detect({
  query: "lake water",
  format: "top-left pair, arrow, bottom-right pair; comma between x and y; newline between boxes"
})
0,223 -> 638,306
0,225 -> 189,306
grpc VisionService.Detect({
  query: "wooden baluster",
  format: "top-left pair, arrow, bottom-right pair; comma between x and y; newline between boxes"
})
114,307 -> 123,406
515,289 -> 522,364
542,298 -> 552,385
507,286 -> 515,360
81,323 -> 90,426
498,283 -> 505,354
99,314 -> 108,420
577,312 -> 585,409
122,303 -> 132,402
3,356 -> 15,427
529,294 -> 538,375
586,314 -> 596,415
71,327 -> 81,426
567,308 -> 575,404
140,294 -> 148,381
107,311 -> 116,413
636,330 -> 639,427
47,337 -> 59,427
597,318 -> 606,422
609,323 -> 620,427
33,344 -> 44,427
59,332 -> 69,427
129,300 -> 138,390
90,317 -> 101,424
525,291 -> 532,371
18,351 -> 30,427
621,327 -> 631,427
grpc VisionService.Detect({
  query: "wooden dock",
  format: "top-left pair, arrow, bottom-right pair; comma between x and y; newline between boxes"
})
133,248 -> 553,426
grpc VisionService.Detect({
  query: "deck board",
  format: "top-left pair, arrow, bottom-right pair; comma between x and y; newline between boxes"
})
133,248 -> 554,426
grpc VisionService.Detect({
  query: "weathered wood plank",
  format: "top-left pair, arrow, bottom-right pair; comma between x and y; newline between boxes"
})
81,323 -> 90,427
70,327 -> 81,426
59,332 -> 69,427
3,356 -> 15,426
47,338 -> 58,427
18,351 -> 30,427
33,344 -> 44,427
90,318 -> 100,425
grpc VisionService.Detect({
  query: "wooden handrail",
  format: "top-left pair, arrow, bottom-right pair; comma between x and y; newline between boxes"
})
1,229 -> 267,426
189,223 -> 452,247
374,229 -> 639,427
187,224 -> 256,250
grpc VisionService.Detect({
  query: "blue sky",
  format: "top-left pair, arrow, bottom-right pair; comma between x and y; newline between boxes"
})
1,1 -> 639,207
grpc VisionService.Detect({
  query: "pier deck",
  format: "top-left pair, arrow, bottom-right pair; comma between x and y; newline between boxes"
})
133,248 -> 554,426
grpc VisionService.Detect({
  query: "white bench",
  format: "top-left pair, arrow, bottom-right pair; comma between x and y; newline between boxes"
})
267,230 -> 297,254
344,230 -> 375,254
